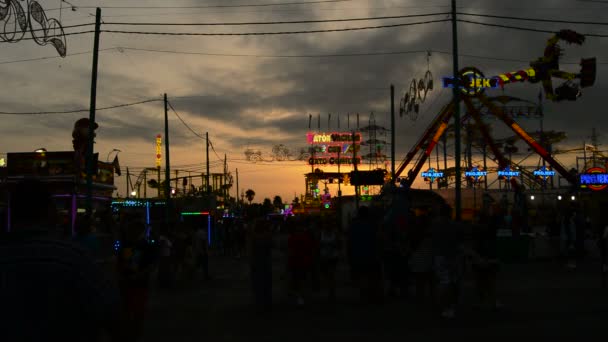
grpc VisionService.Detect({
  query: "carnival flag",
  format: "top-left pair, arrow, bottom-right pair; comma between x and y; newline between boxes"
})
112,155 -> 122,176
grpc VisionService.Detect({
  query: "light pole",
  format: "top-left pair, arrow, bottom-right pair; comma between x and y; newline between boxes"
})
106,148 -> 121,162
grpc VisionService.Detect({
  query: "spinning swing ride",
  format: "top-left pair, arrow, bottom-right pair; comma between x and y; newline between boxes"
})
395,29 -> 597,191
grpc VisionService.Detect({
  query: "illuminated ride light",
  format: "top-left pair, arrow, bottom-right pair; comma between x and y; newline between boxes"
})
534,166 -> 556,181
421,168 -> 444,183
497,166 -> 520,180
465,166 -> 487,183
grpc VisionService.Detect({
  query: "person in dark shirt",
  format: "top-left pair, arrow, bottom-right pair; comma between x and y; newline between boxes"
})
0,179 -> 121,342
115,220 -> 157,341
249,218 -> 274,312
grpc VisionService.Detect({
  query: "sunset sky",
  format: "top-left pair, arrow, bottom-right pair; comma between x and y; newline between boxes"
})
1,0 -> 607,202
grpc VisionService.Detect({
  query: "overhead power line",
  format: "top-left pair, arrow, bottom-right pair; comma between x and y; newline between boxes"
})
0,48 -> 115,65
101,19 -> 450,36
115,46 -> 608,64
457,12 -> 608,26
118,46 -> 430,58
103,12 -> 450,26
167,101 -> 206,140
0,98 -> 161,115
0,30 -> 95,43
44,0 -> 354,11
5,45 -> 604,65
457,19 -> 608,37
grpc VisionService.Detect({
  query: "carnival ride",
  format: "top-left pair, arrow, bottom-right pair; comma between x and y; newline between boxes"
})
395,29 -> 596,191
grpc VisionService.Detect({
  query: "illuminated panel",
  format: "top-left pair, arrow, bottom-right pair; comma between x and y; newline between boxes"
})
579,173 -> 608,184
498,170 -> 520,177
465,167 -> 488,183
580,167 -> 608,191
421,168 -> 444,183
498,166 -> 520,179
534,166 -> 556,180
465,171 -> 488,177
306,131 -> 363,167
307,132 -> 362,145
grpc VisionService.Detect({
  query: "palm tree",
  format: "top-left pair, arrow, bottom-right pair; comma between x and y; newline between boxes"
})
273,195 -> 283,210
245,189 -> 255,204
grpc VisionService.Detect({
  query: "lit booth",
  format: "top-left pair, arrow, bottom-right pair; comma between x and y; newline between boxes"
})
1,151 -> 116,237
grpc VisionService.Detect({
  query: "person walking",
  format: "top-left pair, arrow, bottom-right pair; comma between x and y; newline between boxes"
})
470,212 -> 502,311
319,220 -> 341,303
287,219 -> 315,306
432,204 -> 464,319
158,226 -> 174,289
349,206 -> 383,304
2,180 -> 122,342
250,218 -> 274,312
193,226 -> 211,281
408,211 -> 435,309
115,221 -> 158,341
598,220 -> 608,287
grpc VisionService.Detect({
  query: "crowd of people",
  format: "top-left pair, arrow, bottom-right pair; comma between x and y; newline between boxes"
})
245,202 -> 505,320
3,179 -> 608,341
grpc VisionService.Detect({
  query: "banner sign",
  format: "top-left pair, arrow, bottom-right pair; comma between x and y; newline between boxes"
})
306,131 -> 362,167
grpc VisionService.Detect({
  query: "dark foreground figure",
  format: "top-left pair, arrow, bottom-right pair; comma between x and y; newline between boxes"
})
0,180 -> 122,342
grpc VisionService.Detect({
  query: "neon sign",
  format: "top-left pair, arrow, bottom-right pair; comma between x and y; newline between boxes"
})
442,68 -> 498,96
498,166 -> 520,180
155,134 -> 162,168
308,157 -> 360,165
443,67 -> 537,96
306,131 -> 362,167
534,166 -> 555,181
580,167 -> 608,191
465,166 -> 487,182
307,132 -> 362,144
421,168 -> 444,183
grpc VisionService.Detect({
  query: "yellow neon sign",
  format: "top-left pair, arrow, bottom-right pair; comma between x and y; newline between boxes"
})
156,134 -> 162,167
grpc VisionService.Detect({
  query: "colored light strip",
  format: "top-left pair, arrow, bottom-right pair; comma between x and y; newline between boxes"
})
534,170 -> 556,177
181,212 -> 210,216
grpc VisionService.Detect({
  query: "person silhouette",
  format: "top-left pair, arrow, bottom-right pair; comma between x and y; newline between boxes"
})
0,179 -> 122,341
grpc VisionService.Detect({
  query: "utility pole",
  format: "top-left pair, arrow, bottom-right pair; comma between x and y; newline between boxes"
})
224,153 -> 228,200
205,132 -> 210,194
157,167 -> 161,198
85,7 -> 102,218
144,170 -> 147,198
164,93 -> 171,225
175,170 -> 179,193
353,130 -> 359,210
452,0 -> 462,221
390,84 -> 396,183
236,168 -> 240,208
126,168 -> 130,198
